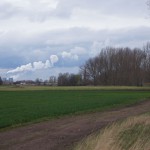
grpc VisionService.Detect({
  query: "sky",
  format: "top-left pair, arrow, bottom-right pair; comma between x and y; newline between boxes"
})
0,0 -> 150,81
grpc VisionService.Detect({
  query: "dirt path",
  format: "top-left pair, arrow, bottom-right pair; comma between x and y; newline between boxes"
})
0,100 -> 150,150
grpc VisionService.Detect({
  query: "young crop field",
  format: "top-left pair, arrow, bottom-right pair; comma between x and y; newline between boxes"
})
0,86 -> 150,129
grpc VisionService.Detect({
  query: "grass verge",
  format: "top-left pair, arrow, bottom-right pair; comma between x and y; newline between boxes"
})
73,113 -> 150,150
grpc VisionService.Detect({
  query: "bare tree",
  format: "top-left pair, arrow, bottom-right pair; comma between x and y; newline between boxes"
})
143,42 -> 150,83
57,73 -> 82,86
0,77 -> 3,85
80,46 -> 148,86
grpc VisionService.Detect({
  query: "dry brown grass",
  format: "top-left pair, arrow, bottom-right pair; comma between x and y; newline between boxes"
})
73,114 -> 150,150
0,85 -> 150,91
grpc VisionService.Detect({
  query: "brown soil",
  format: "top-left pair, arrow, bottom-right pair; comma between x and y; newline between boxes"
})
0,100 -> 150,150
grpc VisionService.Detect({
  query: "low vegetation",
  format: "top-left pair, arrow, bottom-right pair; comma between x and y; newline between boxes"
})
0,87 -> 150,129
74,114 -> 150,150
0,85 -> 150,91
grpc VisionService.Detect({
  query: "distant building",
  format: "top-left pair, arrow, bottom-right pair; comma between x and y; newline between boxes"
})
2,77 -> 14,85
9,78 -> 13,83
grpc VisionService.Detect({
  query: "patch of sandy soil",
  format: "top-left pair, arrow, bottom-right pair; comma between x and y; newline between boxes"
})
0,100 -> 150,150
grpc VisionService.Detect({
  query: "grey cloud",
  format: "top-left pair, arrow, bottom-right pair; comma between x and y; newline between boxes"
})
0,0 -> 58,21
54,0 -> 147,19
0,2 -> 20,19
44,27 -> 150,48
1,26 -> 150,59
0,54 -> 25,68
1,26 -> 150,48
0,0 -> 147,21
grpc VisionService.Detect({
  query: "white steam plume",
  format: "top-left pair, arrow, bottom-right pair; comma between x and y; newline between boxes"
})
7,55 -> 59,74
50,55 -> 59,65
7,63 -> 33,74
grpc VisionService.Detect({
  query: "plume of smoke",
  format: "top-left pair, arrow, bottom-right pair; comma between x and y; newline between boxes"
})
7,55 -> 59,74
7,63 -> 33,74
50,55 -> 59,65
45,60 -> 51,68
33,60 -> 51,70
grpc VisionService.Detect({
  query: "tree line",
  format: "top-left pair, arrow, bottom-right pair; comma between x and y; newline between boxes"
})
58,42 -> 150,86
80,43 -> 150,86
57,73 -> 82,86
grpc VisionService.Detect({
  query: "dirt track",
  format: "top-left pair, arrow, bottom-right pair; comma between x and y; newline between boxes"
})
0,100 -> 150,150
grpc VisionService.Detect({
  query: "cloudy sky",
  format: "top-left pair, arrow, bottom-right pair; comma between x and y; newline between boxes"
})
0,0 -> 150,80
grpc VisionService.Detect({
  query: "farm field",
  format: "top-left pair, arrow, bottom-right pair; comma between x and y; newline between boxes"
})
0,86 -> 150,129
0,96 -> 150,150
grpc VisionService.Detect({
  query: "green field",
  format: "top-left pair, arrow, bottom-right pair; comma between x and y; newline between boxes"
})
0,86 -> 150,129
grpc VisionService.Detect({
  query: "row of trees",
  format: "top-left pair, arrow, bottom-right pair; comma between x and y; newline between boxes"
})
80,43 -> 150,86
57,73 -> 82,86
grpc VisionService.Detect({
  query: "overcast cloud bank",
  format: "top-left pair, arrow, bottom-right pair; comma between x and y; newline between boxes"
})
0,0 -> 150,80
